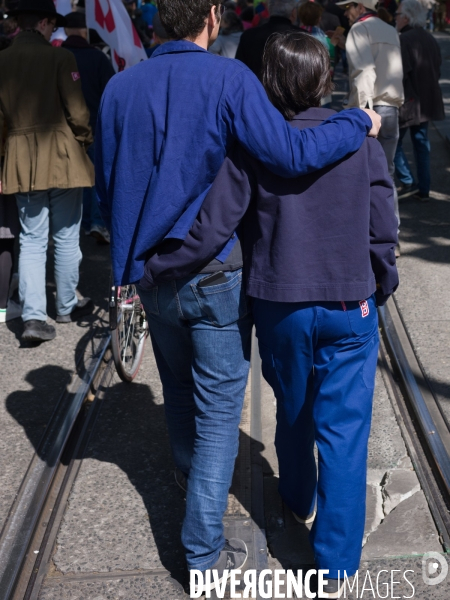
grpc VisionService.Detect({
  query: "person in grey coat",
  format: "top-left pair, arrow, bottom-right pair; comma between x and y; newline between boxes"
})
394,0 -> 445,201
209,10 -> 243,58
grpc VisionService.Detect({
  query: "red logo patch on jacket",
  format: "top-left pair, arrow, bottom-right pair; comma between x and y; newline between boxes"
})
71,72 -> 81,82
360,300 -> 369,318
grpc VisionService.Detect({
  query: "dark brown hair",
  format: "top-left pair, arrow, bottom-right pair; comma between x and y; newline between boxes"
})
298,2 -> 323,26
158,0 -> 221,40
17,13 -> 52,30
262,31 -> 333,120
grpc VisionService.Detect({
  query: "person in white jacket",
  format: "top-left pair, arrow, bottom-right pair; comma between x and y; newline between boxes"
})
335,0 -> 404,254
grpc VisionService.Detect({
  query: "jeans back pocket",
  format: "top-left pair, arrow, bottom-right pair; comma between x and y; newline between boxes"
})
192,270 -> 249,327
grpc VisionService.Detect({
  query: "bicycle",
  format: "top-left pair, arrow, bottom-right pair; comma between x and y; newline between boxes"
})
109,282 -> 148,382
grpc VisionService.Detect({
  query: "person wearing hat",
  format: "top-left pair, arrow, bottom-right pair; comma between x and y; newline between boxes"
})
334,0 -> 404,255
0,0 -> 95,342
146,12 -> 170,57
62,11 -> 115,244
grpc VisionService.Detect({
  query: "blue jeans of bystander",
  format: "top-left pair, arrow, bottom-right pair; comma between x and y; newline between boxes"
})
394,123 -> 431,196
137,269 -> 252,571
15,188 -> 83,321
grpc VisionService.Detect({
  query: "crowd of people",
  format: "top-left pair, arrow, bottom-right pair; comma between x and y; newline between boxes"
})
0,0 -> 446,597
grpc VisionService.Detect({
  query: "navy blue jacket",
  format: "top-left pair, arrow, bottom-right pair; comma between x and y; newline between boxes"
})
62,36 -> 115,136
145,108 -> 399,306
95,41 -> 373,286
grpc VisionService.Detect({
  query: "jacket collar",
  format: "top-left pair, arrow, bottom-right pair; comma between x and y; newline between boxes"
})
354,10 -> 378,25
62,35 -> 92,49
399,24 -> 414,33
13,30 -> 50,46
151,40 -> 208,58
268,15 -> 294,25
291,107 -> 336,121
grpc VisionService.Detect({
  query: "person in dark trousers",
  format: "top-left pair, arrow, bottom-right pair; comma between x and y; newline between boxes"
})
96,0 -> 381,590
145,32 -> 398,598
0,34 -> 21,323
394,0 -> 445,201
62,11 -> 115,244
235,0 -> 299,77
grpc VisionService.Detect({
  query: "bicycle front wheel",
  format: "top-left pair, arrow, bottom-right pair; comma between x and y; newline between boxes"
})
111,284 -> 148,382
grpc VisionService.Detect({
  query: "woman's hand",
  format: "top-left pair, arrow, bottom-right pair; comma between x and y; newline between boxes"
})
362,109 -> 382,138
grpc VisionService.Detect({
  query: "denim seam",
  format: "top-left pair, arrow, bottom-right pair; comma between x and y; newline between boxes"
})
172,279 -> 185,320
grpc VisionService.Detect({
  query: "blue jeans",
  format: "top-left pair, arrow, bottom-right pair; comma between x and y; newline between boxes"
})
82,142 -> 105,231
253,296 -> 379,579
15,188 -> 83,321
137,269 -> 252,571
394,123 -> 430,196
373,106 -> 400,227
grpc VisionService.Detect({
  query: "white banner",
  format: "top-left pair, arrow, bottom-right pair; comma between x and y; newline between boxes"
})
86,0 -> 147,72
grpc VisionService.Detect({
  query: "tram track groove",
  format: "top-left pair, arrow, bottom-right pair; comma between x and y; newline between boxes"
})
378,297 -> 450,552
0,315 -> 111,600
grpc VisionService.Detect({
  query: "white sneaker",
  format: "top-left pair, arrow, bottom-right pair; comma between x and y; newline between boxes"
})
89,225 -> 110,244
0,299 -> 22,323
293,510 -> 316,524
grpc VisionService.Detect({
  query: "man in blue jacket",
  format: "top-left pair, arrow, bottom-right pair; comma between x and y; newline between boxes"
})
96,0 -> 381,589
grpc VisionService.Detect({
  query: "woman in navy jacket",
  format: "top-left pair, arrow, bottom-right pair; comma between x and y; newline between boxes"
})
146,32 -> 398,596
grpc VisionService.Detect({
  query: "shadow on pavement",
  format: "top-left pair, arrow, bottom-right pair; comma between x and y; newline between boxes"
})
5,372 -> 278,588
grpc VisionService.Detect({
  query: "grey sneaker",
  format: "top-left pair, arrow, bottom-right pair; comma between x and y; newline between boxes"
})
90,225 -> 110,244
319,577 -> 345,599
398,184 -> 418,200
199,538 -> 248,595
22,320 -> 56,342
56,298 -> 94,323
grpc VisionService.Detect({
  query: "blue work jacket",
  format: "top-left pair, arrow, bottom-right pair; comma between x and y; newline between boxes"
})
96,40 -> 372,285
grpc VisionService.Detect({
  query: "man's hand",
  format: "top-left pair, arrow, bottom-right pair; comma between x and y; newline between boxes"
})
0,180 -> 2,194
362,109 -> 381,138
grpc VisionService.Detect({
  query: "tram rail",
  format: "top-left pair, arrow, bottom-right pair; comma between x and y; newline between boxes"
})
0,315 -> 111,600
378,297 -> 450,552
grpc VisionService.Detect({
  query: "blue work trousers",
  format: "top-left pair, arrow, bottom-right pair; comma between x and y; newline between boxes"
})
137,270 -> 252,571
394,123 -> 431,196
15,188 -> 83,321
253,296 -> 379,579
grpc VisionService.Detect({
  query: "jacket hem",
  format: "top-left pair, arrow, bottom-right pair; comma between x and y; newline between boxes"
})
246,279 -> 376,302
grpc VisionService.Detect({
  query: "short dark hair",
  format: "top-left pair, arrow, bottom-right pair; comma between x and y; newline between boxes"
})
298,1 -> 323,26
262,31 -> 333,120
158,0 -> 221,40
17,13 -> 52,30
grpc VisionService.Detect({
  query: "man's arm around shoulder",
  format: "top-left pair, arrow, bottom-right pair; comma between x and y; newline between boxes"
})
223,68 -> 380,179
